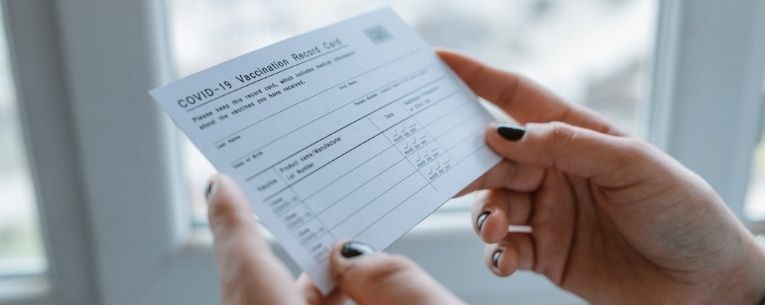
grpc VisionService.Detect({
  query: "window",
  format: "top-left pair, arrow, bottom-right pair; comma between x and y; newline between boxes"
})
167,0 -> 658,221
748,132 -> 765,220
0,10 -> 46,276
745,77 -> 765,222
3,1 -> 762,305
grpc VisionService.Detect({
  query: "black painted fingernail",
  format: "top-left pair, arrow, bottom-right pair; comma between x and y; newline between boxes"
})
341,241 -> 374,258
205,181 -> 215,202
497,124 -> 525,141
492,248 -> 503,268
476,211 -> 491,233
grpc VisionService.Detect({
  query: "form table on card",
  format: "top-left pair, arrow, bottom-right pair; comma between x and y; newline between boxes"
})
149,8 -> 500,293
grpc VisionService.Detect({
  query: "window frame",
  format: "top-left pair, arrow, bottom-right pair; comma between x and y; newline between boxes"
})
1,1 -> 97,304
2,0 -> 764,305
646,0 -> 765,225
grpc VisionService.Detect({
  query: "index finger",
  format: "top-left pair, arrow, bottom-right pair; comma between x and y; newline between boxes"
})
437,49 -> 625,136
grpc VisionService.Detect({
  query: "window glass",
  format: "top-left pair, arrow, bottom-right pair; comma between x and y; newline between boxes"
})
745,114 -> 765,220
167,0 -> 657,221
0,10 -> 46,274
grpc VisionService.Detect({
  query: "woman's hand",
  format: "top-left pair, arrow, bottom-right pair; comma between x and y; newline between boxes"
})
206,175 -> 465,305
439,50 -> 765,305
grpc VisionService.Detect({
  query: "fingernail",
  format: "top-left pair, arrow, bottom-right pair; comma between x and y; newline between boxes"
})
492,248 -> 503,268
340,241 -> 374,258
497,124 -> 525,141
476,211 -> 491,233
205,181 -> 215,202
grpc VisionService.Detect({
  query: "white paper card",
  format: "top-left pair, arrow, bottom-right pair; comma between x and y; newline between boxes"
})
150,8 -> 500,293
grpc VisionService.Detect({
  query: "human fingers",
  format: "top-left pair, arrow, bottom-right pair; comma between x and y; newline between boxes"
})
437,49 -> 623,136
456,159 -> 544,196
207,174 -> 303,305
485,233 -> 535,277
330,241 -> 465,305
470,189 -> 532,243
485,122 -> 650,188
485,170 -> 575,283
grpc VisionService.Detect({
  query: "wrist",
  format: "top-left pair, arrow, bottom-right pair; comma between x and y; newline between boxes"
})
702,231 -> 765,305
745,234 -> 765,304
754,236 -> 765,304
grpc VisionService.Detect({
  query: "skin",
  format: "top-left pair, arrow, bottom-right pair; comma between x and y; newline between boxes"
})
207,175 -> 463,305
206,50 -> 765,305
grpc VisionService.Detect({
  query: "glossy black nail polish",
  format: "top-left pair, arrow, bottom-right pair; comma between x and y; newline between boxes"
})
476,211 -> 491,233
205,181 -> 214,201
497,124 -> 525,141
492,248 -> 503,268
341,241 -> 374,258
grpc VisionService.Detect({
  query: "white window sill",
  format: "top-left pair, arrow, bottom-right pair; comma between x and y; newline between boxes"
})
0,274 -> 48,305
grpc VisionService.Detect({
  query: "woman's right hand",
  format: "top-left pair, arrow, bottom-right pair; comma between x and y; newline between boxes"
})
439,50 -> 765,305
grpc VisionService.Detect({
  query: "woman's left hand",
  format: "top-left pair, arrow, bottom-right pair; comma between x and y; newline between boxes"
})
206,174 -> 465,305
206,174 -> 346,305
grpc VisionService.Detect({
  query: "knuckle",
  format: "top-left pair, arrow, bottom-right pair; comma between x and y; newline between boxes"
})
371,255 -> 414,275
541,121 -> 576,168
622,137 -> 652,156
546,121 -> 575,144
385,255 -> 416,271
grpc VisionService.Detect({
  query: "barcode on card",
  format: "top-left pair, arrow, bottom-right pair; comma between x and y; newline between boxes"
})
363,25 -> 393,44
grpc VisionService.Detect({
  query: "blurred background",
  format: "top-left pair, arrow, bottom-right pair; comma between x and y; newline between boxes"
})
170,0 -> 658,224
1,1 -> 764,304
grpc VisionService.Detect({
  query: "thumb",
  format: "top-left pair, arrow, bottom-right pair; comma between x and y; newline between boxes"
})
207,174 -> 302,305
486,121 -> 652,187
330,241 -> 464,305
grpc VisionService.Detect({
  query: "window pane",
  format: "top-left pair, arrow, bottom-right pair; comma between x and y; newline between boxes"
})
167,0 -> 657,221
745,84 -> 765,220
0,11 -> 46,274
747,137 -> 765,220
